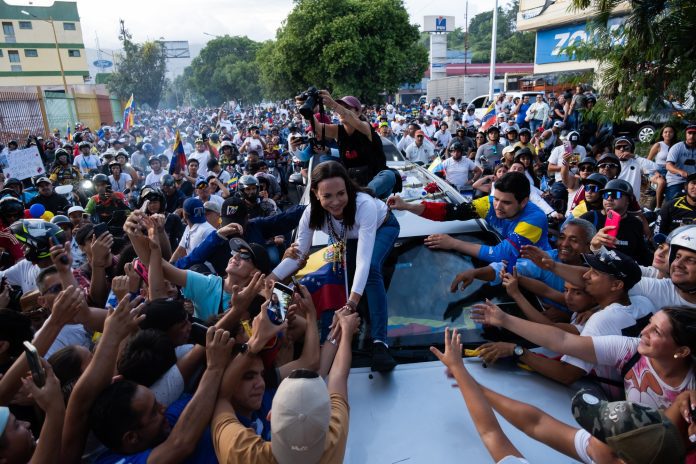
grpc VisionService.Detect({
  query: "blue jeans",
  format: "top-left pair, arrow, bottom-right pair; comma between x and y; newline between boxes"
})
347,213 -> 400,343
666,183 -> 685,201
368,170 -> 396,199
530,119 -> 543,134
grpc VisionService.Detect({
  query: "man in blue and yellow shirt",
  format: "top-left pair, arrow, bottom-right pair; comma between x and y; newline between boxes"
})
388,172 -> 551,265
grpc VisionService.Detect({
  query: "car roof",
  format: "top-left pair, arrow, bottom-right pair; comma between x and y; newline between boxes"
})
345,359 -> 579,463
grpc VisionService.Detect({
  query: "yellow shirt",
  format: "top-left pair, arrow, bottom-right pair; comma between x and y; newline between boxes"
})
213,393 -> 349,464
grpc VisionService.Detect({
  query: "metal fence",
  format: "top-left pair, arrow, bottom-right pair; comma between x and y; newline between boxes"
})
0,85 -> 122,145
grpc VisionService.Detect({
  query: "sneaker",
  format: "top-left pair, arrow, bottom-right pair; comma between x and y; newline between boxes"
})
371,342 -> 396,372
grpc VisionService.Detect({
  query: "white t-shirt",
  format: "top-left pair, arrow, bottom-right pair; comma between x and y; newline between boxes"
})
73,154 -> 101,174
441,156 -> 477,190
109,173 -> 132,193
273,192 -> 388,296
593,335 -> 696,410
618,157 -> 658,201
150,364 -> 185,407
202,193 -> 224,208
405,143 -> 434,165
189,150 -> 211,177
179,221 -> 216,254
144,170 -> 166,188
433,130 -> 452,148
629,277 -> 694,308
0,259 -> 40,293
46,323 -> 92,358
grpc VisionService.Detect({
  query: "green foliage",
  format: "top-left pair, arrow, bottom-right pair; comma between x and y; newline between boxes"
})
107,25 -> 167,109
566,0 -> 696,122
185,36 -> 263,105
258,0 -> 428,103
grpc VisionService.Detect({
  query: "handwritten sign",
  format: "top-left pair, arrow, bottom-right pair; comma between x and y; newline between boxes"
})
3,146 -> 45,180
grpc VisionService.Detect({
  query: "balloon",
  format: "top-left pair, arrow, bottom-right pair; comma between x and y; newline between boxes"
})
23,209 -> 32,219
29,204 -> 45,218
40,211 -> 54,221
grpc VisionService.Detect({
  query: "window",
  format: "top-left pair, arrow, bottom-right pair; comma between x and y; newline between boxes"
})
0,50 -> 3,57
24,49 -> 38,58
11,65 -> 22,72
18,21 -> 32,30
63,22 -> 76,31
2,22 -> 14,36
68,49 -> 81,57
8,50 -> 20,63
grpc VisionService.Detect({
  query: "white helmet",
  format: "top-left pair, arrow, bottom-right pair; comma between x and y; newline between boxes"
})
669,226 -> 696,266
386,104 -> 394,111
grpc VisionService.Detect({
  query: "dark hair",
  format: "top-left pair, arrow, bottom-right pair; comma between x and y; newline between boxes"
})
186,158 -> 199,166
662,306 -> 696,357
48,345 -> 86,404
0,309 -> 33,357
117,330 -> 176,387
308,161 -> 367,229
36,265 -> 59,294
493,171 -> 530,202
658,124 -> 679,147
89,380 -> 140,450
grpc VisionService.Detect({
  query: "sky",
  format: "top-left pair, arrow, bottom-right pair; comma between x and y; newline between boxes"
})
7,0 -> 501,52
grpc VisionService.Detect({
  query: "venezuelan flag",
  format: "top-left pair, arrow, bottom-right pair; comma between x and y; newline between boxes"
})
296,244 -> 347,315
122,94 -> 134,131
428,155 -> 444,173
66,123 -> 72,142
481,101 -> 497,130
169,130 -> 187,175
227,176 -> 239,190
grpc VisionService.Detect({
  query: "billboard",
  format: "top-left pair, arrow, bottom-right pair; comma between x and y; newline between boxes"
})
423,16 -> 454,33
535,17 -> 625,64
159,41 -> 191,59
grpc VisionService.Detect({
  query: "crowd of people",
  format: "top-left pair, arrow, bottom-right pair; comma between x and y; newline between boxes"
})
0,85 -> 694,464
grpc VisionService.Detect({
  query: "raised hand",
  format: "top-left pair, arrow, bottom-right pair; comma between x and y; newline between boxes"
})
110,275 -> 130,303
248,301 -> 287,354
501,266 -> 520,296
103,295 -> 146,342
21,360 -> 64,414
591,226 -> 617,250
49,241 -> 72,272
450,269 -> 475,293
471,299 -> 508,327
50,285 -> 85,326
424,233 -> 458,251
230,272 -> 265,314
520,245 -> 550,268
430,327 -> 464,370
90,232 -> 113,268
205,327 -> 234,371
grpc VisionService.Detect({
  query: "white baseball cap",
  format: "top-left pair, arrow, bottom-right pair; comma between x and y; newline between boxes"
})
271,370 -> 331,464
67,206 -> 85,215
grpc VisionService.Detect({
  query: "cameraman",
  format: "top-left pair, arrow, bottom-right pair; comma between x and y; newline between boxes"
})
305,90 -> 396,198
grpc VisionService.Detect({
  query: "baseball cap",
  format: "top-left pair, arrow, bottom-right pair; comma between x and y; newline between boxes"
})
414,130 -> 425,137
183,198 -> 206,224
271,370 -> 331,464
229,237 -> 271,274
35,176 -> 51,185
487,125 -> 500,133
514,147 -> 533,160
685,124 -> 696,133
582,249 -> 642,290
221,196 -> 248,227
686,172 -> 696,184
581,173 -> 608,188
4,178 -> 21,187
204,201 -> 221,215
597,153 -> 621,167
577,157 -> 597,167
653,233 -> 668,246
572,390 -> 684,464
0,406 -> 8,438
337,95 -> 361,111
379,121 -> 389,128
194,178 -> 209,190
67,205 -> 85,215
553,120 -> 564,128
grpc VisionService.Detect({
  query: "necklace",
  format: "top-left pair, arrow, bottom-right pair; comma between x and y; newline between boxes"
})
326,212 -> 346,273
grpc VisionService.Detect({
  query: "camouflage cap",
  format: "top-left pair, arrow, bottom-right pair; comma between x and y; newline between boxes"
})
572,390 -> 685,464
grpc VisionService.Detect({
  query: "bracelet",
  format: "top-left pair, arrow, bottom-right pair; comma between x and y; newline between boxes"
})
326,336 -> 337,346
346,300 -> 358,311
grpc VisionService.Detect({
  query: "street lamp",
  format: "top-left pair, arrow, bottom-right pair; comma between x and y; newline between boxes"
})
203,32 -> 222,39
21,10 -> 69,94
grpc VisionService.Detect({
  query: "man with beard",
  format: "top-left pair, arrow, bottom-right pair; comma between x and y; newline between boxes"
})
655,172 -> 696,235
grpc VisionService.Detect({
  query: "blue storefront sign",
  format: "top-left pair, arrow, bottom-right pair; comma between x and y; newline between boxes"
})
535,17 -> 625,65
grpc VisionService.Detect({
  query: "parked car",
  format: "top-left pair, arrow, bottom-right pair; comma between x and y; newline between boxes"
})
613,99 -> 693,143
300,154 -> 580,463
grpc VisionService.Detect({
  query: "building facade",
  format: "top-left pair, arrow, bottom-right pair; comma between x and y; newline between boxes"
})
516,0 -> 630,75
0,0 -> 89,87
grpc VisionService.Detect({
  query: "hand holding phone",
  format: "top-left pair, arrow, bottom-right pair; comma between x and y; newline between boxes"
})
23,341 -> 46,388
604,209 -> 621,242
190,322 -> 208,346
269,282 -> 293,325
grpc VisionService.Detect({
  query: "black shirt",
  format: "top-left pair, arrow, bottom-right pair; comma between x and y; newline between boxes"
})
28,192 -> 70,215
337,124 -> 387,185
579,210 -> 652,265
655,195 -> 696,236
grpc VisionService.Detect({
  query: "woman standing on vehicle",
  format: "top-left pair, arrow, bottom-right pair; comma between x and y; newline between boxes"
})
270,161 -> 400,372
647,125 -> 679,209
472,303 -> 696,410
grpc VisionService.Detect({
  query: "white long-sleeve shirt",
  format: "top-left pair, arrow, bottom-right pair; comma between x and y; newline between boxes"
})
272,193 -> 388,296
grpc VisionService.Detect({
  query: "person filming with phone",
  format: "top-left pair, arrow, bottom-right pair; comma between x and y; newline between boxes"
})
580,179 -> 652,265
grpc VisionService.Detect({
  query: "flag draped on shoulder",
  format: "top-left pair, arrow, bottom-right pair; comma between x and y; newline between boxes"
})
122,94 -> 134,131
481,101 -> 497,130
169,130 -> 187,175
296,244 -> 347,315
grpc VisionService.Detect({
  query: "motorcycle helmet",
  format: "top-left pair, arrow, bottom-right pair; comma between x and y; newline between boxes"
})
613,136 -> 635,153
601,178 -> 633,197
93,173 -> 109,185
0,197 -> 24,225
55,148 -> 70,161
138,186 -> 165,209
142,143 -> 155,155
148,155 -> 161,166
11,219 -> 65,261
518,128 -> 532,137
668,226 -> 696,293
238,175 -> 259,201
78,141 -> 91,150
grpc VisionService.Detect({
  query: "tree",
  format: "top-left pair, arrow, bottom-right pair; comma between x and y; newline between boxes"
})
258,0 -> 428,103
566,0 -> 696,122
185,36 -> 262,105
107,23 -> 167,109
467,0 -> 535,63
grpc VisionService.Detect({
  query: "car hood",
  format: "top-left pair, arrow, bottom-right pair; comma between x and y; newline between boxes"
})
345,359 -> 580,463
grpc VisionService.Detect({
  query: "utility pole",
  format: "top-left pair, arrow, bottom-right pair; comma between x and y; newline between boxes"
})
487,0 -> 499,102
464,0 -> 468,77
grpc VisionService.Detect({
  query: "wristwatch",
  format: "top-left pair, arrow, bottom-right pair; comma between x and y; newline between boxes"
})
239,343 -> 249,354
512,345 -> 525,362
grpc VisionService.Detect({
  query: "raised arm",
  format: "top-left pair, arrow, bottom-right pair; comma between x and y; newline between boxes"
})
520,245 -> 586,288
278,285 -> 320,378
326,310 -> 360,398
471,300 -> 597,363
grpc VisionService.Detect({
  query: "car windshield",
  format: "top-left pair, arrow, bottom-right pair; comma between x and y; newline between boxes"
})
384,234 -> 515,350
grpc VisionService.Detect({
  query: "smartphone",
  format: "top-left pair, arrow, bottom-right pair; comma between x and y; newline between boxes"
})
290,276 -> 301,291
605,209 -> 621,241
133,258 -> 149,285
190,322 -> 208,346
93,222 -> 108,238
139,199 -> 150,213
564,141 -> 572,155
23,341 -> 45,388
268,282 -> 293,325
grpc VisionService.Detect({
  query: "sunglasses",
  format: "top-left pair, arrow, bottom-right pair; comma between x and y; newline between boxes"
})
603,191 -> 624,199
598,163 -> 619,170
44,283 -> 62,295
615,145 -> 631,151
233,251 -> 253,261
585,184 -> 600,193
578,165 -> 594,172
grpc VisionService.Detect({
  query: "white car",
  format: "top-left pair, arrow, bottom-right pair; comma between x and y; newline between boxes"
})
469,91 -> 545,120
302,147 -> 581,463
